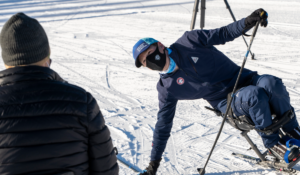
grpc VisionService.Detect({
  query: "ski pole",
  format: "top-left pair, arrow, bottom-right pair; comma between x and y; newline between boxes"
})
197,12 -> 264,175
190,0 -> 200,30
117,157 -> 140,173
113,147 -> 141,173
200,0 -> 206,30
223,0 -> 255,60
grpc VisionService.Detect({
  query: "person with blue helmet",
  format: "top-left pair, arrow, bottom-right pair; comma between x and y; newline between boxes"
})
133,9 -> 300,175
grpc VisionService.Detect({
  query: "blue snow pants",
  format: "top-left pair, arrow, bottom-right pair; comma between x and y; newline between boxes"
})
231,74 -> 298,148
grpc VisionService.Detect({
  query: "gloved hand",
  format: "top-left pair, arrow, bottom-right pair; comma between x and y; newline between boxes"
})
245,8 -> 268,29
139,159 -> 162,175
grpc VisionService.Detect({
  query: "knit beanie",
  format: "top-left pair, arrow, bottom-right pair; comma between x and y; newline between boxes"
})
0,13 -> 50,66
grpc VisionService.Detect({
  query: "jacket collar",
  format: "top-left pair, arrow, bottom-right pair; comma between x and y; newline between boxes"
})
0,66 -> 65,86
160,46 -> 180,79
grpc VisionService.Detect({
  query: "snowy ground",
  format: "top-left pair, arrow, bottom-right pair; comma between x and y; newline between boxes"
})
1,0 -> 300,174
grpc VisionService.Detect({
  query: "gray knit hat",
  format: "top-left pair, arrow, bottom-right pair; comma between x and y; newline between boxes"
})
0,13 -> 50,66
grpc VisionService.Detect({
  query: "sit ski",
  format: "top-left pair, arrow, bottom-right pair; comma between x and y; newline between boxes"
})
202,107 -> 300,174
197,18 -> 300,175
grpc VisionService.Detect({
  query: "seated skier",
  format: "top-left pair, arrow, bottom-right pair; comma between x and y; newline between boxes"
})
132,8 -> 300,175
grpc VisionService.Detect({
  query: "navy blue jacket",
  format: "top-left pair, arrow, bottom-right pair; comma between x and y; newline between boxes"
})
151,18 -> 257,161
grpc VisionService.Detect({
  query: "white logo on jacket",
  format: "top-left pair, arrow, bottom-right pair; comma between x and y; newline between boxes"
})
191,57 -> 199,63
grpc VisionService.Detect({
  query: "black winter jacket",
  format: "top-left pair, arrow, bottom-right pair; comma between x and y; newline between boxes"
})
0,66 -> 118,175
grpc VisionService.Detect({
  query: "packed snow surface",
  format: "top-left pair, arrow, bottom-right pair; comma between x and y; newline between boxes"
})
1,0 -> 300,174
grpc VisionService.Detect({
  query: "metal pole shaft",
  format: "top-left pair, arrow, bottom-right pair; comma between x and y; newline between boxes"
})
200,0 -> 206,29
223,0 -> 254,58
197,21 -> 260,175
241,131 -> 265,161
190,0 -> 200,30
117,158 -> 140,173
223,0 -> 236,21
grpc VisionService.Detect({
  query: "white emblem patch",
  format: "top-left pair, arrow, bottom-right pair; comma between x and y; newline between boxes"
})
191,57 -> 199,63
155,54 -> 160,60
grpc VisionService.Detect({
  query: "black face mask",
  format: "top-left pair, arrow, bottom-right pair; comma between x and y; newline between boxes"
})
146,46 -> 166,71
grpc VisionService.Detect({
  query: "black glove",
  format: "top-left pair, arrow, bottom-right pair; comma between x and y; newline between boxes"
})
245,8 -> 268,29
139,159 -> 162,175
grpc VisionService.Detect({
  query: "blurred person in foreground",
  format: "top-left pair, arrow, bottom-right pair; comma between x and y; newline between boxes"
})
0,13 -> 118,175
132,9 -> 300,175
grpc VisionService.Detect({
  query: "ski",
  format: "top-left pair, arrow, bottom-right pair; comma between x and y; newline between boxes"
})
232,152 -> 261,161
232,152 -> 300,174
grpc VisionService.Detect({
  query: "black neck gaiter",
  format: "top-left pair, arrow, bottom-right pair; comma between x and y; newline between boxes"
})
146,46 -> 166,71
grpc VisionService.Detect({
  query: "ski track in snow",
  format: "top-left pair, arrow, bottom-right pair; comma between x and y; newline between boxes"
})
1,0 -> 300,174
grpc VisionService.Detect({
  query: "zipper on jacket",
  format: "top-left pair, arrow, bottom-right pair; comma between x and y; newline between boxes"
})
179,68 -> 202,83
187,58 -> 198,74
180,67 -> 188,76
172,47 -> 201,82
174,47 -> 200,79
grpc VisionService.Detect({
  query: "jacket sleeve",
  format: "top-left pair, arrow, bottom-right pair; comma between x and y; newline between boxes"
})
151,88 -> 178,161
86,93 -> 119,175
176,18 -> 246,47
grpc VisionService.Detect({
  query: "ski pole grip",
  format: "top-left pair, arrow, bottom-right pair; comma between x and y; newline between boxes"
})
243,11 -> 264,37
